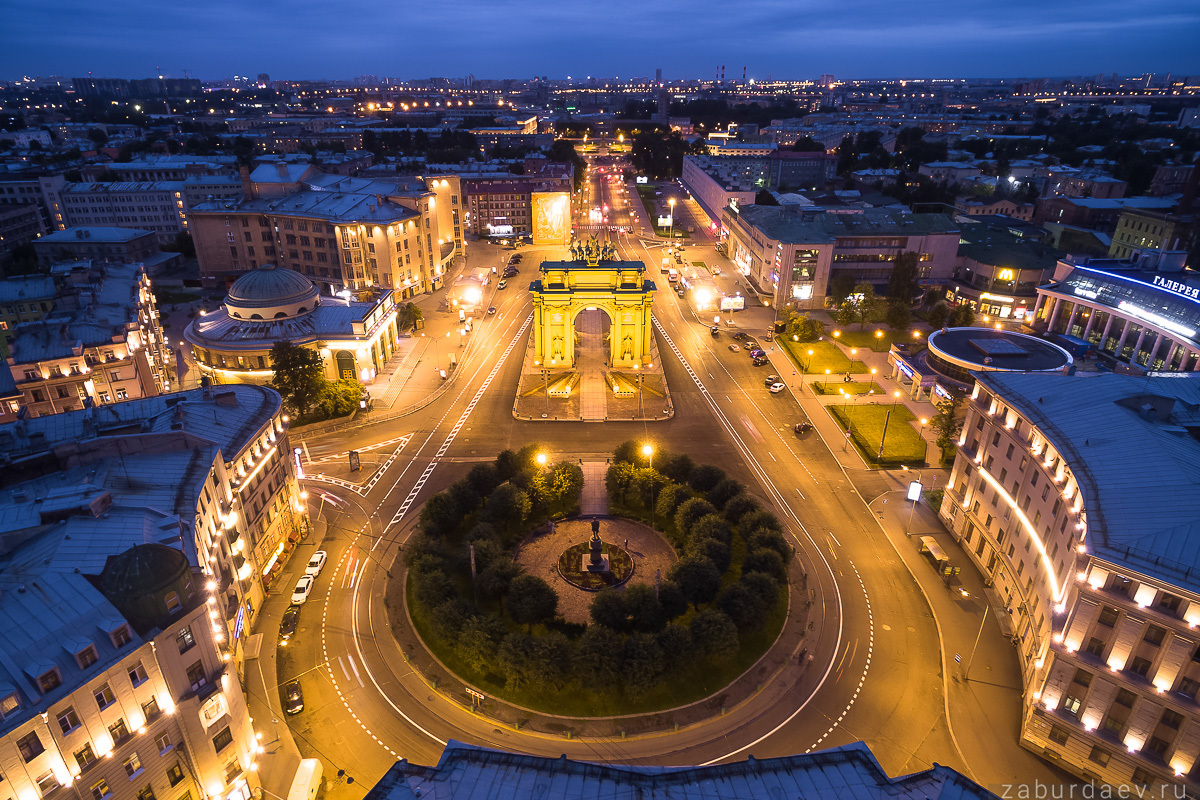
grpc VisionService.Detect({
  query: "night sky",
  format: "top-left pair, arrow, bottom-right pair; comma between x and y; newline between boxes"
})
3,0 -> 1199,80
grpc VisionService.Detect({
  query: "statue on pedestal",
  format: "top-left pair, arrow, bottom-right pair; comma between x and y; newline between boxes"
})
585,516 -> 610,573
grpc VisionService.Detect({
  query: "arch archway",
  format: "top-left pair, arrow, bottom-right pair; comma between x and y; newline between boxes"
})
334,351 -> 356,380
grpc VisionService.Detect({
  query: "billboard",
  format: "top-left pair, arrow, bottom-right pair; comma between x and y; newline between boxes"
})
636,176 -> 649,184
531,191 -> 571,244
720,295 -> 745,311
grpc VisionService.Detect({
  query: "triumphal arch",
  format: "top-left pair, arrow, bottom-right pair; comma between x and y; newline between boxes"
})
530,237 -> 656,369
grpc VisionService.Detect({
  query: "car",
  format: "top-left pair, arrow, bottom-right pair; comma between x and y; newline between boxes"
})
764,374 -> 779,386
710,325 -> 719,337
498,279 -> 508,289
504,268 -> 518,277
748,349 -> 766,359
728,344 -> 741,352
283,680 -> 304,715
487,306 -> 497,315
743,337 -> 759,349
291,575 -> 315,605
769,382 -> 787,394
752,356 -> 769,366
279,605 -> 300,644
305,551 -> 327,577
731,332 -> 747,341
794,422 -> 814,435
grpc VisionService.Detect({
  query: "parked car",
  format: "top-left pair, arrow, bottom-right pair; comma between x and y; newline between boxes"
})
743,339 -> 760,350
291,575 -> 315,605
769,382 -> 787,394
728,344 -> 741,352
752,356 -> 769,366
732,332 -> 747,341
498,279 -> 508,289
305,551 -> 327,577
764,374 -> 779,387
279,605 -> 300,644
487,306 -> 497,315
748,348 -> 766,359
794,422 -> 814,435
710,325 -> 719,337
283,681 -> 304,715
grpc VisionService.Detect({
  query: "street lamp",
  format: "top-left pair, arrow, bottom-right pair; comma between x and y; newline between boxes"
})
536,452 -> 547,467
824,368 -> 831,393
643,444 -> 656,530
668,198 -> 676,241
877,391 -> 903,463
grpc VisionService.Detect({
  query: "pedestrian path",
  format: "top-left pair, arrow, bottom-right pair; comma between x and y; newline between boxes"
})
579,461 -> 609,515
577,310 -> 607,421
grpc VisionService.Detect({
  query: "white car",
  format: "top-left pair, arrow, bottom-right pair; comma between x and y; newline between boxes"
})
305,551 -> 327,577
291,575 -> 315,605
769,382 -> 787,394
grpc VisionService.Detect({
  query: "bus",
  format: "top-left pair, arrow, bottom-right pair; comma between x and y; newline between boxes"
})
287,759 -> 323,800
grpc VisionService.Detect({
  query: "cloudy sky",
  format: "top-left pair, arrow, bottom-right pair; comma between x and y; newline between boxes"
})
2,0 -> 1198,80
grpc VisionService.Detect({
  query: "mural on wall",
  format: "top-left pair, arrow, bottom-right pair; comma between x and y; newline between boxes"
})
532,191 -> 571,245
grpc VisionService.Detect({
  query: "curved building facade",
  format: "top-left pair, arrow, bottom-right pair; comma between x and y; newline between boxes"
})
184,264 -> 399,384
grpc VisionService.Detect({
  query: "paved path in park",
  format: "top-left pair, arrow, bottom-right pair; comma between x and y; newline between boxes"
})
580,461 -> 609,515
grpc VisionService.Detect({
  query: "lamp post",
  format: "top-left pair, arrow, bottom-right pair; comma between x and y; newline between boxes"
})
877,390 -> 902,463
963,603 -> 991,682
824,368 -> 831,393
919,417 -> 929,464
668,198 -> 676,242
643,444 -> 655,530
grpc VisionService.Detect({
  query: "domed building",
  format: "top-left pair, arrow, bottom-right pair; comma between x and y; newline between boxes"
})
185,263 -> 400,383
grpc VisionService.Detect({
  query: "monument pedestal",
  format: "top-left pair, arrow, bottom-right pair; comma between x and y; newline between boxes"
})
583,555 -> 610,573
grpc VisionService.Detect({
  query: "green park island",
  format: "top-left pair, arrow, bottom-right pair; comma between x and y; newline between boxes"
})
389,442 -> 802,718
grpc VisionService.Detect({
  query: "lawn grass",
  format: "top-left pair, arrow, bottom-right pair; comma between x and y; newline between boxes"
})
811,380 -> 886,397
781,339 -> 868,374
828,402 -> 928,467
830,327 -> 928,353
635,186 -> 691,239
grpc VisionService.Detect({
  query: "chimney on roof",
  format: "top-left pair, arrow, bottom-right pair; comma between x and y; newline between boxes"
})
239,164 -> 253,201
276,161 -> 290,179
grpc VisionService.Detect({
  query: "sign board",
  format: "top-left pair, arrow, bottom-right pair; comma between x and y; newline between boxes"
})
907,481 -> 923,502
657,215 -> 673,227
348,450 -> 361,472
954,653 -> 961,664
635,176 -> 648,184
720,296 -> 746,311
466,688 -> 485,701
233,607 -> 245,641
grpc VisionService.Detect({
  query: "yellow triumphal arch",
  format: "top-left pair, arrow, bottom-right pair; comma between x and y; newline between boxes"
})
530,237 -> 656,369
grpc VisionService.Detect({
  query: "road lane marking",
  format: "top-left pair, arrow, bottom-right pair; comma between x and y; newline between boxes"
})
348,654 -> 364,688
796,488 -> 806,500
828,531 -> 842,547
769,452 -> 776,462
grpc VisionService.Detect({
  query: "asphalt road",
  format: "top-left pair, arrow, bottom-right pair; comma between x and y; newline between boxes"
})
259,153 -> 1063,797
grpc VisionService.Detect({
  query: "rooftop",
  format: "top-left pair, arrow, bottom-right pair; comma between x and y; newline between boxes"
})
957,220 -> 1062,273
37,227 -> 154,244
976,372 -> 1200,589
0,275 -> 56,304
927,327 -> 1072,372
364,740 -> 997,800
733,205 -> 958,243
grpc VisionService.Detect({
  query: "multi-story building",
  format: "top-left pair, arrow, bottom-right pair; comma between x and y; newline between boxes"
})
681,152 -> 838,221
939,371 -> 1200,791
1033,197 -> 1176,235
459,162 -> 571,238
945,218 -> 1063,321
1031,251 -> 1200,372
34,228 -> 164,270
0,203 -> 47,261
0,381 -> 304,800
6,262 -> 170,418
1050,171 -> 1127,200
720,205 -> 959,309
79,156 -> 240,183
1109,207 -> 1195,261
190,172 -> 458,298
917,162 -> 983,185
0,275 -> 57,359
954,196 -> 1035,222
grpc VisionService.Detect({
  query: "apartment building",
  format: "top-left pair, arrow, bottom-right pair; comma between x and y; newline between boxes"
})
720,205 -> 959,309
0,275 -> 56,359
190,172 -> 458,298
6,262 -> 170,419
459,162 -> 571,238
0,203 -> 46,261
34,228 -> 161,268
940,371 -> 1200,792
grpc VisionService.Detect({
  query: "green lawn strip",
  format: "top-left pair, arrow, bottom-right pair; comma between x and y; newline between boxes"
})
781,339 -> 868,374
811,381 -> 886,397
830,327 -> 925,352
827,403 -> 928,466
407,563 -> 786,716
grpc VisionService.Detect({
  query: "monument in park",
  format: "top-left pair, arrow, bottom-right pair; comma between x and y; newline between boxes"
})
584,516 -> 610,573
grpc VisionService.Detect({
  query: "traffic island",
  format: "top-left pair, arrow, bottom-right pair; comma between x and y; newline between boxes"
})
388,442 -> 820,733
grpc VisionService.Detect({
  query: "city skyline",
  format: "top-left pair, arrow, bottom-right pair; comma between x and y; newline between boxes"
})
3,0 -> 1200,81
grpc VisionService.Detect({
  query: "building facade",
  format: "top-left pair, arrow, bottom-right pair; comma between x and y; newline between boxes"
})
720,205 -> 959,309
0,275 -> 57,359
34,229 -> 162,269
1031,252 -> 1200,373
940,371 -> 1200,792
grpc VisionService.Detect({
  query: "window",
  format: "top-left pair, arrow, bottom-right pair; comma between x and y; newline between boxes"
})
1130,767 -> 1155,788
108,719 -> 129,744
1157,593 -> 1183,616
111,626 -> 132,649
137,786 -> 155,800
94,684 -> 115,710
1145,625 -> 1167,646
186,662 -> 207,692
123,753 -> 143,779
1178,677 -> 1200,700
1072,669 -> 1093,688
1162,709 -> 1184,729
1145,735 -> 1169,759
77,646 -> 98,669
224,760 -> 240,783
37,771 -> 57,795
1129,656 -> 1152,677
156,733 -> 173,754
211,726 -> 233,753
38,669 -> 62,693
1085,637 -> 1106,657
142,697 -> 160,721
1101,714 -> 1124,735
1049,725 -> 1070,745
129,662 -> 148,686
1088,745 -> 1110,767
176,626 -> 195,653
18,731 -> 45,761
1110,575 -> 1132,596
75,743 -> 96,770
167,764 -> 184,787
1062,694 -> 1082,716
1098,606 -> 1119,627
91,780 -> 113,800
57,707 -> 81,735
1,691 -> 18,717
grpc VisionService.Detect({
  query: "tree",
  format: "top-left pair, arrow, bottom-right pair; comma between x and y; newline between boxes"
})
456,615 -> 508,674
689,609 -> 740,662
931,391 -> 965,462
887,251 -> 921,301
269,341 -> 325,418
754,189 -> 780,206
691,514 -> 733,546
840,282 -> 881,331
743,548 -> 788,583
718,582 -> 768,630
622,633 -> 663,698
590,588 -> 629,630
668,557 -> 722,606
706,478 -> 742,510
828,273 -> 856,306
656,622 -> 693,671
723,494 -> 760,525
673,497 -> 717,544
687,464 -> 726,493
658,452 -> 695,483
87,128 -> 108,147
740,509 -> 783,533
747,528 -> 793,566
549,461 -> 584,512
397,302 -> 423,331
654,481 -> 691,521
481,484 -> 531,539
477,558 -> 523,598
657,580 -> 689,620
686,534 -> 731,572
785,311 -> 825,342
886,298 -> 911,330
624,584 -> 666,632
575,626 -> 624,688
926,303 -> 949,330
948,304 -> 976,328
